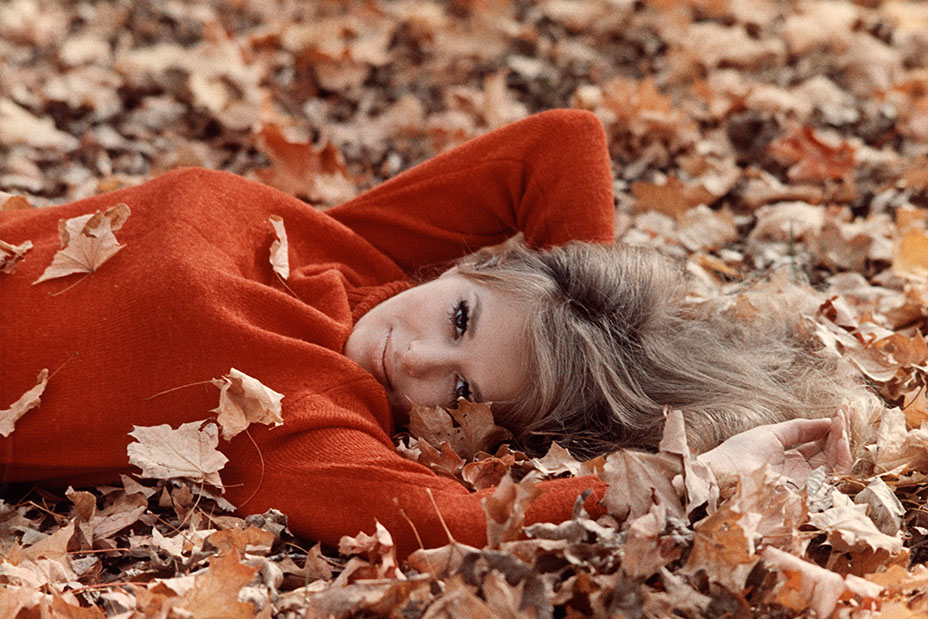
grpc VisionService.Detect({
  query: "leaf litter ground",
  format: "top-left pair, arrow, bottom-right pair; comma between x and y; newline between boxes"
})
2,0 -> 928,616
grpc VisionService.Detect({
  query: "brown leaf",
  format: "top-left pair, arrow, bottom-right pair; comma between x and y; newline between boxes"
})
337,520 -> 404,580
762,546 -> 883,618
0,238 -> 32,273
127,420 -> 228,488
483,472 -> 543,549
268,215 -> 289,280
808,501 -> 904,555
33,203 -> 130,285
408,400 -> 511,461
599,449 -> 684,522
211,368 -> 284,441
254,124 -> 355,205
181,549 -> 258,619
768,126 -> 856,183
208,526 -> 276,555
0,368 -> 49,437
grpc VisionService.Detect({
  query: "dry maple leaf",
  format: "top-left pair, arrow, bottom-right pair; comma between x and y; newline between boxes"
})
0,368 -> 49,438
211,368 -> 284,441
483,472 -> 543,549
180,549 -> 258,619
408,400 -> 512,461
33,203 -> 130,285
127,420 -> 228,488
0,238 -> 33,274
268,215 -> 290,280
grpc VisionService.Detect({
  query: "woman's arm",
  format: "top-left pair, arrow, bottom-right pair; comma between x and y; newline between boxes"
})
327,109 -> 615,274
222,424 -> 605,560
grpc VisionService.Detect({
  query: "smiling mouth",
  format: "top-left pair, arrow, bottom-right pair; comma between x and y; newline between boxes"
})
379,329 -> 394,391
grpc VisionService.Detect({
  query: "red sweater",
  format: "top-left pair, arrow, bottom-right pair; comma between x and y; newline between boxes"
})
0,110 -> 614,557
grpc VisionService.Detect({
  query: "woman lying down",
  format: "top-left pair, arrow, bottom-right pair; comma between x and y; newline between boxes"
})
0,110 -> 877,558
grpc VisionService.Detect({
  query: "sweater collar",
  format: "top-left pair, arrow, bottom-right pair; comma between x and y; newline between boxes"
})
346,280 -> 414,324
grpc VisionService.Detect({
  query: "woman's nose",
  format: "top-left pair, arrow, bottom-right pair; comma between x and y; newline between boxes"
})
401,340 -> 453,377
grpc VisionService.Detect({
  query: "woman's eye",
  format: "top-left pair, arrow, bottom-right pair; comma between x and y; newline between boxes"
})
454,376 -> 472,402
450,300 -> 469,339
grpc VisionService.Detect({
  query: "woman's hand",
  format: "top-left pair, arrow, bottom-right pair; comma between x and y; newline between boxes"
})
697,412 -> 852,486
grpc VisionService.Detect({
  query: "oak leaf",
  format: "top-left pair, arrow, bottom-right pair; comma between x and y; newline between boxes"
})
127,420 -> 228,488
211,368 -> 284,441
268,215 -> 289,280
33,203 -> 130,284
0,369 -> 49,437
0,238 -> 32,273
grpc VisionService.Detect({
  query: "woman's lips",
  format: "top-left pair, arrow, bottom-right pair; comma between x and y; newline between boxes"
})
377,328 -> 394,391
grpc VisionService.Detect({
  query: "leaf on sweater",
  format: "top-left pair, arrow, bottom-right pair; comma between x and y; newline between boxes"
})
0,238 -> 33,273
210,368 -> 284,441
127,420 -> 228,488
0,368 -> 49,437
268,215 -> 290,280
33,203 -> 130,284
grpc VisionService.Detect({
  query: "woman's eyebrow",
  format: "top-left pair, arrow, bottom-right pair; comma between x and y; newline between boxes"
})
468,291 -> 484,403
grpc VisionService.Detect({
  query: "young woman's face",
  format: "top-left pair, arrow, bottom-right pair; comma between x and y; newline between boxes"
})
344,272 -> 530,419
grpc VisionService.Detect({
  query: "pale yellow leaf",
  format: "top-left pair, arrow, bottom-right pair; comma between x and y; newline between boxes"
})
0,238 -> 32,274
268,215 -> 289,280
0,368 -> 49,437
127,420 -> 228,487
33,203 -> 130,284
211,368 -> 284,441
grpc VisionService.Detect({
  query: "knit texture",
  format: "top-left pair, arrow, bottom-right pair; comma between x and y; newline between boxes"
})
0,109 -> 614,557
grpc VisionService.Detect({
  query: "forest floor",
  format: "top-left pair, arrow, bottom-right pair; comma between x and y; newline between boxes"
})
2,0 -> 928,616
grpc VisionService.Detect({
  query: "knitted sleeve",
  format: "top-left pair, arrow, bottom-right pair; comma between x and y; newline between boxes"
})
221,423 -> 606,560
326,109 -> 615,274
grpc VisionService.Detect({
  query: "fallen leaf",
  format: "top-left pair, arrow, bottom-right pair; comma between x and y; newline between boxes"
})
180,549 -> 258,619
0,369 -> 49,437
33,203 -> 130,285
483,472 -> 542,548
127,420 -> 228,488
268,215 -> 289,280
0,238 -> 32,273
254,124 -> 355,205
408,400 -> 511,460
211,368 -> 284,441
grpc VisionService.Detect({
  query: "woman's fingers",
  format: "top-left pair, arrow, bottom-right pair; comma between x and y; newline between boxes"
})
770,418 -> 832,449
826,412 -> 852,472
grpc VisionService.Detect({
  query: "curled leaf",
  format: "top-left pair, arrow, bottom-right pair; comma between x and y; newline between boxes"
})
0,238 -> 33,273
268,215 -> 290,280
211,368 -> 284,441
0,369 -> 49,437
33,203 -> 130,284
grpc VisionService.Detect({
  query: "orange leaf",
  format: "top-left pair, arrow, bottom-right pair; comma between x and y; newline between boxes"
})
768,126 -> 856,183
254,124 -> 355,204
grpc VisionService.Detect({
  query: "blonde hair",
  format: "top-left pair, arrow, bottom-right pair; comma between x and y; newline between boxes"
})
456,242 -> 880,458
